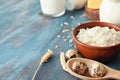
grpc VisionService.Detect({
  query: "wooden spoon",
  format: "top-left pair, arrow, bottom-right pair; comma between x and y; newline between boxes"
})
67,58 -> 120,80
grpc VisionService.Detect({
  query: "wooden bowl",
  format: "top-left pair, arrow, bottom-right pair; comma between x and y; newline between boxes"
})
72,22 -> 120,63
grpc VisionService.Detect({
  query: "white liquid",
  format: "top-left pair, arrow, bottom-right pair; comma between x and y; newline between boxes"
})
100,0 -> 120,26
40,0 -> 66,17
66,0 -> 87,11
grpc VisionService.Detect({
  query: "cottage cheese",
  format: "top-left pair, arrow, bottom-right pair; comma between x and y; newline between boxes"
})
76,26 -> 120,47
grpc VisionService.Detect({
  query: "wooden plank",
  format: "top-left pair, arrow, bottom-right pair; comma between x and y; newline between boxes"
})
0,0 -> 120,80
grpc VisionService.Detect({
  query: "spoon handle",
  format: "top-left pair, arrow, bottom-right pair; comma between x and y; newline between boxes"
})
108,69 -> 120,79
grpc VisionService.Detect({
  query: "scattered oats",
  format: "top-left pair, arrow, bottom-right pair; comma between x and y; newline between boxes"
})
57,35 -> 61,38
55,45 -> 59,49
82,14 -> 85,17
63,22 -> 69,26
72,28 -> 74,31
69,44 -> 73,47
80,15 -> 83,18
63,36 -> 67,39
62,29 -> 66,33
61,23 -> 63,26
64,39 -> 67,42
70,16 -> 74,19
65,29 -> 69,32
70,16 -> 76,20
77,22 -> 81,25
74,45 -> 76,48
62,29 -> 69,33
80,14 -> 85,18
70,36 -> 73,39
69,39 -> 73,43
67,36 -> 71,39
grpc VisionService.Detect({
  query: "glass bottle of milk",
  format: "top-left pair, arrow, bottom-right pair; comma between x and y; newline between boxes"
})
100,0 -> 120,26
66,0 -> 87,11
40,0 -> 66,17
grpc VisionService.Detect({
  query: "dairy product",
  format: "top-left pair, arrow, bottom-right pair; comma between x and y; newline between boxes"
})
66,0 -> 87,10
100,0 -> 120,26
40,0 -> 66,17
76,26 -> 120,47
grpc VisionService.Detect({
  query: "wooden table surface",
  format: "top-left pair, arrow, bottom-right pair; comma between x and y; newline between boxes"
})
0,0 -> 120,80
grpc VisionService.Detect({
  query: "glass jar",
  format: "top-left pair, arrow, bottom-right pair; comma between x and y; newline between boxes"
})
66,0 -> 87,11
40,0 -> 66,17
100,0 -> 120,26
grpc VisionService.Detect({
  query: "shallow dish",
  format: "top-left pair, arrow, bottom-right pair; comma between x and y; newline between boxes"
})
72,21 -> 120,63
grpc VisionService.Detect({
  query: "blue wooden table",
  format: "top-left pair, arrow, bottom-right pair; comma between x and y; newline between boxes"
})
0,0 -> 120,80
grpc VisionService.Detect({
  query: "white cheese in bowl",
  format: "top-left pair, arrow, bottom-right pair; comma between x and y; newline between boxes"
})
76,26 -> 120,47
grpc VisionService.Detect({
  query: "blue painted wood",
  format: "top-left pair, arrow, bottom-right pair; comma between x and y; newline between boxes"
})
0,0 -> 120,80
